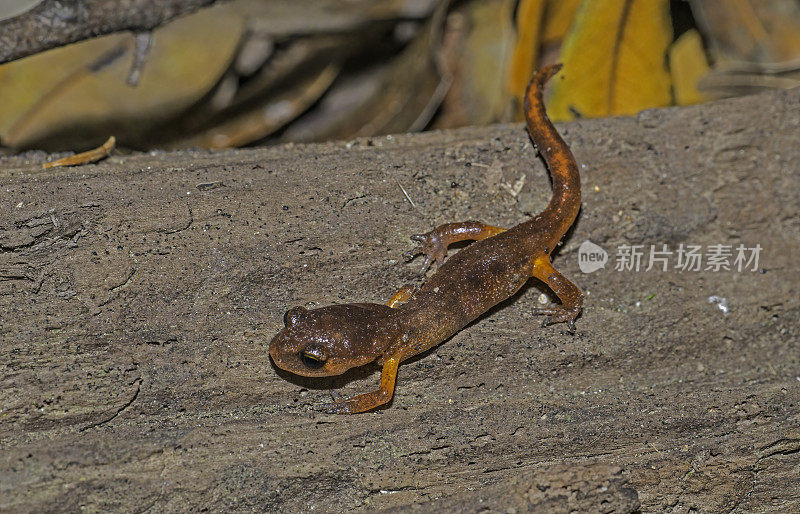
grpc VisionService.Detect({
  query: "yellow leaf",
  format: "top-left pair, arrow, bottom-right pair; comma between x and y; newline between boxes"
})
0,3 -> 243,149
546,0 -> 673,121
541,0 -> 582,45
508,0 -> 546,119
670,29 -> 710,106
0,35 -> 128,138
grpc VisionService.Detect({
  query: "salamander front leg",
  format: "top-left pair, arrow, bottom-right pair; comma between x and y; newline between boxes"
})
530,255 -> 583,332
323,351 -> 405,414
406,221 -> 506,272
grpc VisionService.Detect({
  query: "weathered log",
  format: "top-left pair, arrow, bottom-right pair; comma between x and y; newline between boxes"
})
1,87 -> 798,511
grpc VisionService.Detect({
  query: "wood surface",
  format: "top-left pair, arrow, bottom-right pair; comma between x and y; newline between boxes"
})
1,87 -> 798,512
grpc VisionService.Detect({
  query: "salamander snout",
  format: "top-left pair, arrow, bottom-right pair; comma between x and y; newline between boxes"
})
269,303 -> 393,377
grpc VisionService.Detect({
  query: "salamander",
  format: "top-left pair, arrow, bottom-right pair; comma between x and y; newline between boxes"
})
269,64 -> 582,414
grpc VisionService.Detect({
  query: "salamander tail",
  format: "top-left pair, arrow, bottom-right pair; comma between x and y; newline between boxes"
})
521,63 -> 581,243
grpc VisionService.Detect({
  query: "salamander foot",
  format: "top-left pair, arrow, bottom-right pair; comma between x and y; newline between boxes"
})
532,306 -> 581,333
405,231 -> 447,273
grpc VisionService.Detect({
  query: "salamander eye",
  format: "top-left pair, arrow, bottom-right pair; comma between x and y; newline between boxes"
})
284,306 -> 308,327
299,349 -> 327,369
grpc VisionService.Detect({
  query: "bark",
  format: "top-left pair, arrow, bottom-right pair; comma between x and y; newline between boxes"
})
0,0 -> 222,64
1,87 -> 798,512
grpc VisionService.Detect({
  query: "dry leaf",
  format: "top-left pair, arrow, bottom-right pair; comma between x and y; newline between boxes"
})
233,0 -> 440,37
163,32 -> 365,147
541,0 -> 582,45
698,69 -> 800,98
435,0 -> 516,128
0,3 -> 244,150
0,0 -> 43,22
0,34 -> 128,143
670,29 -> 710,106
281,8 -> 447,142
464,0 -> 516,124
508,0 -> 546,120
690,0 -> 800,64
178,63 -> 340,148
546,0 -> 673,120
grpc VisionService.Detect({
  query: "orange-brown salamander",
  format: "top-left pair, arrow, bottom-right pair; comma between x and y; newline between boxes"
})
269,64 -> 582,414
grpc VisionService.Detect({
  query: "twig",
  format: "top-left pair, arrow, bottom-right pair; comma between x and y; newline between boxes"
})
396,179 -> 416,209
43,136 -> 116,168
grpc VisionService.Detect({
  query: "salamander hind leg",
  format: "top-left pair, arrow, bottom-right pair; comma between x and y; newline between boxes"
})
530,255 -> 583,332
406,221 -> 506,272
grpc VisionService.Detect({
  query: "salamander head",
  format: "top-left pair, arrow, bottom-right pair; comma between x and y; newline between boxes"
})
269,303 -> 396,377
